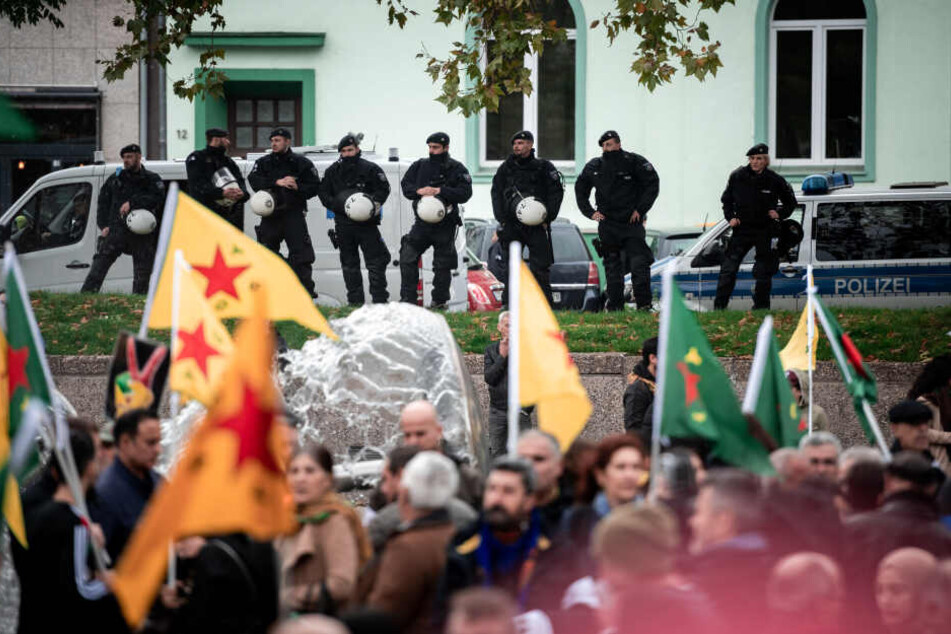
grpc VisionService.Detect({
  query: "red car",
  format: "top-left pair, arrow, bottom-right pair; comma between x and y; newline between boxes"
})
466,248 -> 503,312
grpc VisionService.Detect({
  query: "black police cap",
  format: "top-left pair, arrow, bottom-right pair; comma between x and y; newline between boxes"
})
270,127 -> 292,140
338,134 -> 359,151
426,132 -> 450,147
205,127 -> 229,139
598,130 -> 620,146
511,130 -> 534,144
746,143 -> 769,156
888,400 -> 933,425
120,143 -> 141,156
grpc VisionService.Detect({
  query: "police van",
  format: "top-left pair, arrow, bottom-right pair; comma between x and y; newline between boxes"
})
647,179 -> 951,310
0,147 -> 469,311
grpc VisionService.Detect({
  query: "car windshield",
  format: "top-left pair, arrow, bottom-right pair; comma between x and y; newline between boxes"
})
552,228 -> 590,262
663,235 -> 701,257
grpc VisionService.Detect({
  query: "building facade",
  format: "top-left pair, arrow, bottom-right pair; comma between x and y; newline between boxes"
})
159,0 -> 949,228
0,0 -> 142,211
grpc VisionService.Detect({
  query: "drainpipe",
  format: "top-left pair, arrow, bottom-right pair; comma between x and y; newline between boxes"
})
138,58 -> 148,156
146,13 -> 163,160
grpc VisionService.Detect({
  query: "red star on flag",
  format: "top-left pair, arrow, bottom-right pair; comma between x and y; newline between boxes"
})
546,330 -> 575,368
193,246 -> 249,301
217,384 -> 280,474
676,361 -> 701,407
175,323 -> 221,377
7,346 -> 30,397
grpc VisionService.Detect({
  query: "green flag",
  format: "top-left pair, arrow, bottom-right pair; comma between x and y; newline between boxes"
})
742,316 -> 805,448
652,272 -> 774,475
3,243 -> 53,480
810,291 -> 884,451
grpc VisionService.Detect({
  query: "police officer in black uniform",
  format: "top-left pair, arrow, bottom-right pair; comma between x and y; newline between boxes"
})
714,143 -> 798,310
491,130 -> 564,306
318,134 -> 391,305
575,130 -> 659,311
185,127 -> 249,230
81,144 -> 165,295
399,132 -> 473,308
247,128 -> 320,298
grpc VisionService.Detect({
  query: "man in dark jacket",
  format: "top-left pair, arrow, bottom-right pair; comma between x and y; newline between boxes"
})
247,127 -> 320,297
318,134 -> 391,305
81,143 -> 165,295
95,408 -> 163,561
843,451 -> 951,631
491,131 -> 564,306
714,144 -> 797,310
575,130 -> 659,311
484,311 -> 533,457
185,127 -> 249,230
889,399 -> 939,461
623,336 -> 657,444
436,457 -> 574,628
399,132 -> 473,309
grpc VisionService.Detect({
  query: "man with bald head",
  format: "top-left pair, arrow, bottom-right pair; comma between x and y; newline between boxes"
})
767,553 -> 843,634
876,548 -> 938,634
399,400 -> 482,507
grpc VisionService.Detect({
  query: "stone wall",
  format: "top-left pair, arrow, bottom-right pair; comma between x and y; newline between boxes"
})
51,354 -> 921,449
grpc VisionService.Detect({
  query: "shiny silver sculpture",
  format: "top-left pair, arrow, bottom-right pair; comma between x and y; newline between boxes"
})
282,303 -> 486,485
158,303 -> 486,484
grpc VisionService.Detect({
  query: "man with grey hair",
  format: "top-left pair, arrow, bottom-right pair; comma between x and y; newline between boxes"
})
367,452 -> 460,633
516,430 -> 569,529
437,456 -> 574,625
484,312 -> 533,457
799,432 -> 843,483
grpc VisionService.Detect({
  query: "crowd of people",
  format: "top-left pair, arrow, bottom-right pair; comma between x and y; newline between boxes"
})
5,353 -> 951,634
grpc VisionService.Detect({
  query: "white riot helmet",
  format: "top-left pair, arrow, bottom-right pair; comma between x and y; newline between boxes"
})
417,196 -> 446,224
250,190 -> 275,217
213,168 -> 242,208
344,192 -> 376,222
515,197 -> 547,226
125,209 -> 157,235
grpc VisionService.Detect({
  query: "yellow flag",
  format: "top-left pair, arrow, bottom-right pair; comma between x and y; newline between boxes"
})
111,289 -> 297,628
0,329 -> 26,547
168,264 -> 234,405
145,192 -> 336,339
780,271 -> 818,372
517,262 -> 592,450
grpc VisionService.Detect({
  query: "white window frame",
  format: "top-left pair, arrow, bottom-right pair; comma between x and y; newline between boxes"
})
769,17 -> 866,166
479,28 -> 577,169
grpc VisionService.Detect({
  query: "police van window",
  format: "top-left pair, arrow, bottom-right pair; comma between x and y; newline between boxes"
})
10,182 -> 92,254
815,200 -> 951,262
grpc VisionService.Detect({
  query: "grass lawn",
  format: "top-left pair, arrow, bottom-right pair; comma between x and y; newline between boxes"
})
31,292 -> 949,361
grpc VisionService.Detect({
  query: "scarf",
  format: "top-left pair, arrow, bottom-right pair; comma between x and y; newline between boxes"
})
298,492 -> 373,566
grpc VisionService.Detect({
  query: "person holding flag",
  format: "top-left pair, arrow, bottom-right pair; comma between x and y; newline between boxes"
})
17,427 -> 126,633
786,369 -> 830,433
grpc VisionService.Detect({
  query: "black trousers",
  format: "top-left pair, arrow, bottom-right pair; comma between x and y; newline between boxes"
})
600,220 -> 654,310
399,221 -> 457,305
714,227 -> 778,310
219,206 -> 244,232
255,209 -> 316,297
81,232 -> 155,295
498,223 -> 553,306
336,223 -> 390,305
487,407 -> 534,458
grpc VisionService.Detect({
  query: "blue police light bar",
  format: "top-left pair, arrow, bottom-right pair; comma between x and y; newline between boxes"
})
802,172 -> 854,195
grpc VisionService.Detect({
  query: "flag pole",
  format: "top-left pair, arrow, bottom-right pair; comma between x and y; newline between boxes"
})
140,183 -> 180,338
809,286 -> 891,458
806,265 -> 815,435
165,250 -> 188,588
648,268 -> 675,502
506,241 -> 522,457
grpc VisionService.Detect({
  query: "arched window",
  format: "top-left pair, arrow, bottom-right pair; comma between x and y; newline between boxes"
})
480,0 -> 578,166
770,0 -> 867,164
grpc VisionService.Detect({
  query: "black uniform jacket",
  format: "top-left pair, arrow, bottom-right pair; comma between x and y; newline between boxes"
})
247,149 -> 320,214
491,150 -> 563,225
575,150 -> 659,222
400,152 -> 473,224
97,166 -> 165,234
720,165 -> 797,230
318,152 -> 391,226
185,145 -> 250,213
